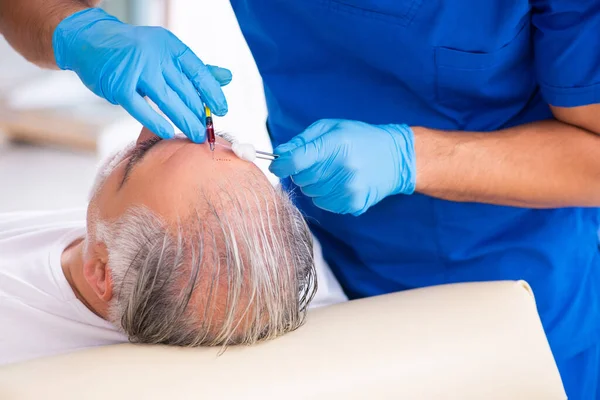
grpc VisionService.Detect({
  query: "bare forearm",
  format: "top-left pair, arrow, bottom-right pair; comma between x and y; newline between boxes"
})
414,119 -> 600,208
0,0 -> 99,68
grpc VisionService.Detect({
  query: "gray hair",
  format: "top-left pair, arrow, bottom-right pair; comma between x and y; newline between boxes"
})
95,183 -> 317,347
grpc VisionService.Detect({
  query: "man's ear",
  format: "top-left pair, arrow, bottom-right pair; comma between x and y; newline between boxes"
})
137,127 -> 159,144
82,243 -> 113,302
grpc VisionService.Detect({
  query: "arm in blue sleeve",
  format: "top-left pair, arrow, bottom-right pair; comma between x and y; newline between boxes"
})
531,0 -> 600,107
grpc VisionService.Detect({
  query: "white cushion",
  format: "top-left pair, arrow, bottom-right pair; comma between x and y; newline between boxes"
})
0,280 -> 566,400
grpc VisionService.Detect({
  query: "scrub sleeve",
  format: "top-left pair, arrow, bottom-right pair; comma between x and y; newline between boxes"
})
532,0 -> 600,107
532,1 -> 600,396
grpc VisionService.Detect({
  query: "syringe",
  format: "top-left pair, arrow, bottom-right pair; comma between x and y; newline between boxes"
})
204,105 -> 216,151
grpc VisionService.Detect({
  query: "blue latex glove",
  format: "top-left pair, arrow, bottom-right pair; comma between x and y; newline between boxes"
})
53,8 -> 232,142
269,119 -> 416,216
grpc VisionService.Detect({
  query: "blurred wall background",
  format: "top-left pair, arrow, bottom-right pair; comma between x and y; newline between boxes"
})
0,0 -> 269,213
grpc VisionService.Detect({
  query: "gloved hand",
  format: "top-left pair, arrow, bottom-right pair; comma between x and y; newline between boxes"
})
53,8 -> 231,142
269,119 -> 416,216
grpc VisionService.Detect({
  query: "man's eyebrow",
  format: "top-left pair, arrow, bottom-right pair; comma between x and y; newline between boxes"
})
119,137 -> 162,189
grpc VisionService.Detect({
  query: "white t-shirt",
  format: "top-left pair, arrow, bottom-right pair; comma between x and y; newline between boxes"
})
0,209 -> 347,367
0,209 -> 127,366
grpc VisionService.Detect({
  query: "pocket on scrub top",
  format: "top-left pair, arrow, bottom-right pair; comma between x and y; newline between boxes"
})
434,22 -> 534,110
329,0 -> 423,26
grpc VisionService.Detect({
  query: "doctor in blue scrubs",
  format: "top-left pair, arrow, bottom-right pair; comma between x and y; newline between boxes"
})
1,0 -> 599,396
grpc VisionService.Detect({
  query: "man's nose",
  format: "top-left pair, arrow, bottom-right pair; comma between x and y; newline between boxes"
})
137,127 -> 160,144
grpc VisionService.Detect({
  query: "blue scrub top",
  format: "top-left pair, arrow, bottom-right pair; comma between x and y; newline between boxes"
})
230,0 -> 600,361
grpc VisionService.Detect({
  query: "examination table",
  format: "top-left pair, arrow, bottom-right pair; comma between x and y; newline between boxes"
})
0,280 -> 566,399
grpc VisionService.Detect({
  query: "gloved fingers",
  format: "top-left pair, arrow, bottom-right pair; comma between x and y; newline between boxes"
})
141,74 -> 206,143
312,193 -> 367,216
207,65 -> 233,86
312,195 -> 351,215
163,64 -> 206,123
178,49 -> 228,116
290,160 -> 333,187
270,134 -> 332,178
120,94 -> 175,140
290,169 -> 318,187
274,119 -> 342,155
298,171 -> 346,198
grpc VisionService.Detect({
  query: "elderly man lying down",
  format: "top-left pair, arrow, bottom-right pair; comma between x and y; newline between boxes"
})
0,130 -> 346,366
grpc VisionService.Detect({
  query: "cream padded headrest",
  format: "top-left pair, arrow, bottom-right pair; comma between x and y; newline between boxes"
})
0,281 -> 566,399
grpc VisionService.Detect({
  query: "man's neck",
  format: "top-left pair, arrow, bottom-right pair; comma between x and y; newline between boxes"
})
61,239 -> 107,319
